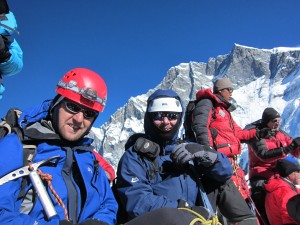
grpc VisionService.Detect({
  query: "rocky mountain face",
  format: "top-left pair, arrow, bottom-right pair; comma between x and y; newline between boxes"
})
89,44 -> 300,170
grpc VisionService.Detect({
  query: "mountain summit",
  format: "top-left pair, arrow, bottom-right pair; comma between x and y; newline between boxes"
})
91,44 -> 300,169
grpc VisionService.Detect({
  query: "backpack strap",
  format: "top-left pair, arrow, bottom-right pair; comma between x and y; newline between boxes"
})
0,108 -> 37,199
0,108 -> 23,139
17,144 -> 37,200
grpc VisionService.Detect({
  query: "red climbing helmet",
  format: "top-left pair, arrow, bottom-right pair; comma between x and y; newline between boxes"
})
56,68 -> 107,112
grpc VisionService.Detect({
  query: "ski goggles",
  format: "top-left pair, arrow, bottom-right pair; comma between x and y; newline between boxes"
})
151,112 -> 180,121
64,101 -> 98,119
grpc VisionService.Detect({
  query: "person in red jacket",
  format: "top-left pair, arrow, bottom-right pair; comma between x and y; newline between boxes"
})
265,158 -> 300,225
245,107 -> 300,224
189,78 -> 273,224
191,78 -> 270,200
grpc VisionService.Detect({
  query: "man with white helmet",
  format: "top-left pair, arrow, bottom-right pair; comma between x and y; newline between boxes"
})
0,68 -> 117,225
114,89 -> 235,224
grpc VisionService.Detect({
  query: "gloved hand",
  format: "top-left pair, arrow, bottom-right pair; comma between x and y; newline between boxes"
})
59,220 -> 73,225
172,143 -> 217,167
292,137 -> 300,149
172,143 -> 194,165
0,35 -> 11,63
283,137 -> 300,154
256,128 -> 275,139
78,219 -> 109,225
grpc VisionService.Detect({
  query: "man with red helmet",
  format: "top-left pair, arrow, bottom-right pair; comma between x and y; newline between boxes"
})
0,68 -> 117,225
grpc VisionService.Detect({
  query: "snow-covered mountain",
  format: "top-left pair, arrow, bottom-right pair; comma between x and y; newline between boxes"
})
89,44 -> 300,170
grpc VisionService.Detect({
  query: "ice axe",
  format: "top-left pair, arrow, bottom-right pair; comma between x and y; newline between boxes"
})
0,155 -> 60,219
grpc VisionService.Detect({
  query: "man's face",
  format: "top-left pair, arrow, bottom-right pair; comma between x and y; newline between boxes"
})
288,171 -> 300,185
267,117 -> 281,130
151,111 -> 179,132
57,100 -> 98,141
218,88 -> 233,102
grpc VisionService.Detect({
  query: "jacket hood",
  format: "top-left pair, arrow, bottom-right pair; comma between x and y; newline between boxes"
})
264,177 -> 291,192
144,89 -> 184,147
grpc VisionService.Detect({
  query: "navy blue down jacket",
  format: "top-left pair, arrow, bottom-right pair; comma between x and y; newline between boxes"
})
115,89 -> 233,221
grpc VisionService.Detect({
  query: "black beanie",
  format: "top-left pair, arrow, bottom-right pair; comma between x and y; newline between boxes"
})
261,107 -> 280,125
276,158 -> 300,177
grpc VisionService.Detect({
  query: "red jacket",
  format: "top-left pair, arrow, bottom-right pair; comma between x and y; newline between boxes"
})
248,131 -> 300,180
194,89 -> 257,158
265,176 -> 300,225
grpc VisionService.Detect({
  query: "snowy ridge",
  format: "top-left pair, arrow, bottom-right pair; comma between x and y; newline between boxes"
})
89,44 -> 300,170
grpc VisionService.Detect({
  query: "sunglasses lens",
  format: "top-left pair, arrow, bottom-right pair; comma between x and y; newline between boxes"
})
227,88 -> 233,93
66,102 -> 81,113
83,110 -> 97,119
272,119 -> 281,123
152,112 -> 179,121
168,113 -> 179,120
65,101 -> 97,119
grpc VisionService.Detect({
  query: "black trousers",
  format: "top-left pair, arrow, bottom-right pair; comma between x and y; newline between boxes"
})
203,179 -> 258,225
250,179 -> 270,225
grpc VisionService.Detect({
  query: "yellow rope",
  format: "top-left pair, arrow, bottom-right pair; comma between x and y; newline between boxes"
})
178,208 -> 222,225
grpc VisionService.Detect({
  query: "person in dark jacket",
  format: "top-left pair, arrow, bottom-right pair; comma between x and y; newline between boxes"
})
265,158 -> 300,225
115,89 -> 258,225
245,107 -> 300,225
0,0 -> 23,99
0,68 -> 117,225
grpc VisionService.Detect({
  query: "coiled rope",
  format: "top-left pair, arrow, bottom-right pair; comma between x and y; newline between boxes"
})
28,163 -> 69,220
178,208 -> 221,225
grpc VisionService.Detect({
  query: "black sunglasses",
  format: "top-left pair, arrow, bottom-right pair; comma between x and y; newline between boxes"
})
64,101 -> 98,119
225,88 -> 233,93
272,118 -> 281,123
151,112 -> 180,121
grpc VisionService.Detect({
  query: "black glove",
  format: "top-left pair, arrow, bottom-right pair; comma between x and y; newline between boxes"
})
0,35 -> 11,63
134,137 -> 160,159
172,143 -> 194,165
283,137 -> 300,154
292,137 -> 300,149
59,221 -> 73,225
78,219 -> 108,225
256,128 -> 275,139
172,143 -> 217,167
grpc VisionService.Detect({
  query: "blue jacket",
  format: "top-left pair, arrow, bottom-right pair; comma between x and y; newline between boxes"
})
116,89 -> 233,220
0,11 -> 23,77
0,100 -> 117,225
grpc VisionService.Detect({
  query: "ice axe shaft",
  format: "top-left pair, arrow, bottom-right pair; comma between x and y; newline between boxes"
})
0,155 -> 60,219
29,170 -> 57,218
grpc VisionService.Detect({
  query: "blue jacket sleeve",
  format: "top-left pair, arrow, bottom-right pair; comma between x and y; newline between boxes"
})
0,134 -> 61,225
198,152 -> 233,183
0,39 -> 23,76
116,149 -> 178,220
0,11 -> 23,77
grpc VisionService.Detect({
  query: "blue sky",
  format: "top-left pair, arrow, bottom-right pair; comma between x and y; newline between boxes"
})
1,0 -> 300,127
